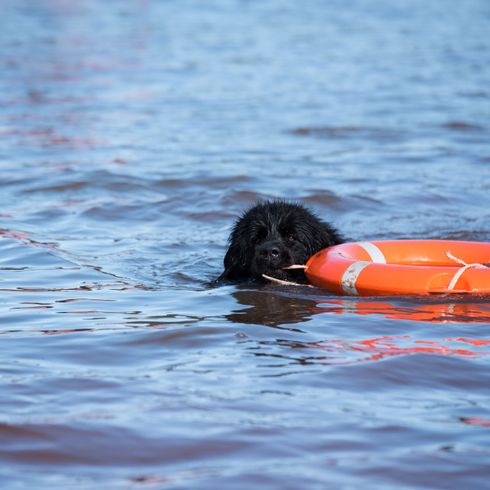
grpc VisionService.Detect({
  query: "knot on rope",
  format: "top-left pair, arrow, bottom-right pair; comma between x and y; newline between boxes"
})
446,251 -> 487,291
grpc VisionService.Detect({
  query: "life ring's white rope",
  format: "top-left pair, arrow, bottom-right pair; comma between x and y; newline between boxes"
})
262,273 -> 313,287
446,251 -> 487,291
262,273 -> 299,285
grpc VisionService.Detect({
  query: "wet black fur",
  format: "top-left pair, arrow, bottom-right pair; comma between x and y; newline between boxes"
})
219,200 -> 343,283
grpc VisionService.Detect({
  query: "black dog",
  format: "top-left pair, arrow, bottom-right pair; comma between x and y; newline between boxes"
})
219,200 -> 343,283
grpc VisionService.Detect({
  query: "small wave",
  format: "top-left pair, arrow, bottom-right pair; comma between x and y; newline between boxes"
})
441,121 -> 486,132
288,126 -> 404,142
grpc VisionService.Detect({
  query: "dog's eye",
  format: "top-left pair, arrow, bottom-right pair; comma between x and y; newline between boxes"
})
283,228 -> 297,242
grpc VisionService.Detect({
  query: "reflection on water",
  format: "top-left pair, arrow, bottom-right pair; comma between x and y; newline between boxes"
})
227,287 -> 316,329
228,286 -> 490,366
1,0 -> 490,488
229,286 -> 490,326
319,296 -> 490,324
309,335 -> 490,363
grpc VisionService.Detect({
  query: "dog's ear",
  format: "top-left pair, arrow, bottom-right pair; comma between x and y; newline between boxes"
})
218,210 -> 256,281
319,222 -> 344,248
218,242 -> 246,281
302,220 -> 344,257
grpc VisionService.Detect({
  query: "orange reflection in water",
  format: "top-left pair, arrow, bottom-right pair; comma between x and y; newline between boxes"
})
310,297 -> 490,361
461,417 -> 490,427
309,335 -> 489,363
316,298 -> 490,324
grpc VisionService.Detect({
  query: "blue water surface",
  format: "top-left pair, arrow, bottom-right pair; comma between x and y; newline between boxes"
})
1,0 -> 489,488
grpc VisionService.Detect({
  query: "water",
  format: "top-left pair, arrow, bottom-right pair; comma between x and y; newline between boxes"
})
1,0 -> 489,488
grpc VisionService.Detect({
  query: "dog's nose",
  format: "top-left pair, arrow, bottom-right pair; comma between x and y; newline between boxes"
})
258,242 -> 282,261
269,247 -> 280,257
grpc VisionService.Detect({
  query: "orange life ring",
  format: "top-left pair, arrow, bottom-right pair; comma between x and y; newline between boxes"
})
305,240 -> 490,296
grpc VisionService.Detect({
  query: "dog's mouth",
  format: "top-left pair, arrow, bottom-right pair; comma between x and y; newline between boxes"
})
252,243 -> 310,284
260,264 -> 309,285
261,268 -> 290,281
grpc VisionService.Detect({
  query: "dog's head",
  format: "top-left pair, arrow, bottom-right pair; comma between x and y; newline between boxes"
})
220,201 -> 343,283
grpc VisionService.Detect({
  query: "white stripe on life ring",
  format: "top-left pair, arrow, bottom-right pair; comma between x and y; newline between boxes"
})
357,241 -> 386,263
341,261 -> 371,295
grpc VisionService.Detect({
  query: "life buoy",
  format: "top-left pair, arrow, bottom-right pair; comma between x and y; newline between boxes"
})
305,240 -> 490,296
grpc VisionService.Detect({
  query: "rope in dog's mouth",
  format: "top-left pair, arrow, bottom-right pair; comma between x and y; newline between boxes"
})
262,264 -> 310,286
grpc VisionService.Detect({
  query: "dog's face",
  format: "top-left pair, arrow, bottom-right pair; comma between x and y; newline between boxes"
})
220,201 -> 343,283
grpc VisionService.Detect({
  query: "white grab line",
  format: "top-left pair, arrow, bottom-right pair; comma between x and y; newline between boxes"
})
446,251 -> 487,291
